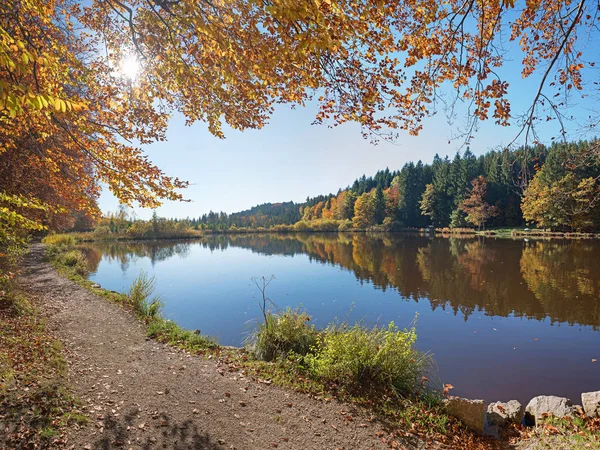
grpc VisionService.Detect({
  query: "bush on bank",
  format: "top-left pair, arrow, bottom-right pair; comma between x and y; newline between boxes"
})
248,308 -> 430,397
248,308 -> 319,361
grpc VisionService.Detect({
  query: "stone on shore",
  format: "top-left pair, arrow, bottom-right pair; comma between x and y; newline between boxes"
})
486,400 -> 524,427
582,391 -> 600,418
444,397 -> 484,433
525,396 -> 575,423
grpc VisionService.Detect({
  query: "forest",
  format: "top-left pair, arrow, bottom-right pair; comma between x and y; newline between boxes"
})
195,140 -> 600,233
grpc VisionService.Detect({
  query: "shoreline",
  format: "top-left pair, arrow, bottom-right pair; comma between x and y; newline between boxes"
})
5,243 -> 597,448
26,243 -> 497,449
50,227 -> 600,244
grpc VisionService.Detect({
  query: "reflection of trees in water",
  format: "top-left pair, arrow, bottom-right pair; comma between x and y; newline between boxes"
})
520,241 -> 600,327
86,234 -> 600,328
82,241 -> 192,273
202,233 -> 600,328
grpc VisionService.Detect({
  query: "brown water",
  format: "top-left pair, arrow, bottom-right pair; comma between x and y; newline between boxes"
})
85,233 -> 600,404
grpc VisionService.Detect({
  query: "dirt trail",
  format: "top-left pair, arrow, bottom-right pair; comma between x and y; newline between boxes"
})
20,244 -> 427,450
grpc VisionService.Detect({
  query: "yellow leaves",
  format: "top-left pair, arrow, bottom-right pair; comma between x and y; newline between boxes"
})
53,97 -> 63,112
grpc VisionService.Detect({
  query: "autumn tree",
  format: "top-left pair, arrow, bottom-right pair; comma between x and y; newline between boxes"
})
3,0 -> 600,250
374,187 -> 386,225
522,172 -> 600,231
352,192 -> 376,229
458,177 -> 499,230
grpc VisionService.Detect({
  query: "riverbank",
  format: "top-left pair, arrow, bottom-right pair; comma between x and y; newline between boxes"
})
44,226 -> 600,249
15,243 -> 518,449
5,244 -> 598,449
15,245 -> 524,449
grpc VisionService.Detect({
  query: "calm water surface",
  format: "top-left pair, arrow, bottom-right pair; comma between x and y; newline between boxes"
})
85,233 -> 600,404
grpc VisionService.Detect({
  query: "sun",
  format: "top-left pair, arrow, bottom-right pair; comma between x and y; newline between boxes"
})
119,53 -> 140,81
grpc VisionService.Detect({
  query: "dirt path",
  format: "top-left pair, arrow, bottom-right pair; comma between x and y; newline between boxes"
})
20,244 -> 427,450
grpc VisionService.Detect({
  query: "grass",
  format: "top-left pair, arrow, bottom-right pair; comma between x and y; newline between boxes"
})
247,308 -> 431,397
0,290 -> 87,448
247,307 -> 319,361
127,270 -> 163,320
514,414 -> 600,449
44,228 -> 204,243
42,233 -> 76,246
306,320 -> 431,397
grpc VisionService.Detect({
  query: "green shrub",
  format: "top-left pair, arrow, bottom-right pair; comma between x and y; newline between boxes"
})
337,220 -> 352,231
127,271 -> 163,320
126,221 -> 153,238
293,221 -> 310,232
92,225 -> 112,239
57,250 -> 88,275
146,319 -> 217,351
306,321 -> 429,396
249,308 -> 319,361
42,234 -> 75,246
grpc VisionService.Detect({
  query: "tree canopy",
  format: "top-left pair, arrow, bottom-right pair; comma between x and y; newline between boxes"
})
2,0 -> 600,246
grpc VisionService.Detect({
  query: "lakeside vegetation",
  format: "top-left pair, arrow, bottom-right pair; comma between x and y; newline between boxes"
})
43,237 -> 600,447
44,239 -> 472,442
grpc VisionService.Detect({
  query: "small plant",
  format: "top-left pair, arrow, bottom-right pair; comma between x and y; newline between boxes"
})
57,250 -> 88,275
127,270 -> 163,320
250,308 -> 319,361
306,319 -> 430,396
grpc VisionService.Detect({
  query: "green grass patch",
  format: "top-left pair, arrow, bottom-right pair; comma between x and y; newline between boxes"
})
515,414 -> 600,449
127,270 -> 163,320
305,320 -> 431,397
42,233 -> 76,246
146,319 -> 217,352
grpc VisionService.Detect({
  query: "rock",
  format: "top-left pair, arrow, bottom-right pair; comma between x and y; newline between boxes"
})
525,396 -> 575,423
582,391 -> 600,418
91,283 -> 101,288
444,397 -> 485,433
486,400 -> 524,427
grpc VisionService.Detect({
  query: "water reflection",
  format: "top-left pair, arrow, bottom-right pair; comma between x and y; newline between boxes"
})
83,234 -> 600,329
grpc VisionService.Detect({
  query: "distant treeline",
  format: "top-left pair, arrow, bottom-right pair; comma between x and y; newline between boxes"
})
192,141 -> 599,232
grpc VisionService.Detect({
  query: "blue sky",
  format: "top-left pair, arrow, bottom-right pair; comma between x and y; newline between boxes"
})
100,48 -> 598,220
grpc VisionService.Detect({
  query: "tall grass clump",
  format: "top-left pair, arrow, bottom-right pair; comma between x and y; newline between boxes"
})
306,320 -> 430,396
127,270 -> 163,320
57,250 -> 88,276
249,308 -> 319,361
42,234 -> 76,247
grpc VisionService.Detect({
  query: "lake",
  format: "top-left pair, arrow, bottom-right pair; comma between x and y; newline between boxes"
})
84,233 -> 600,405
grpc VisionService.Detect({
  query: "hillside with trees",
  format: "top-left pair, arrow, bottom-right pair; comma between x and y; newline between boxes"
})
195,141 -> 600,233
